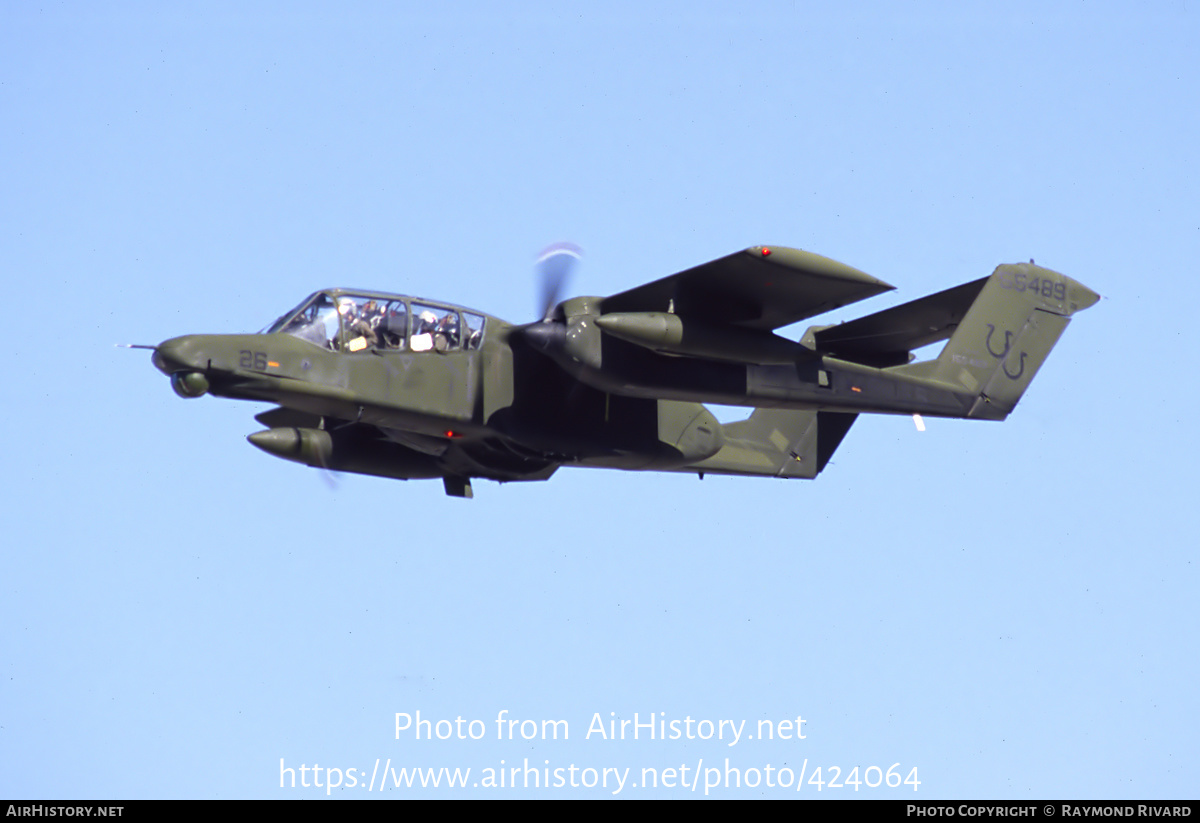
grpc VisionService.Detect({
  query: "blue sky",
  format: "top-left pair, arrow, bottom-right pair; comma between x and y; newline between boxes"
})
3,1 -> 1197,799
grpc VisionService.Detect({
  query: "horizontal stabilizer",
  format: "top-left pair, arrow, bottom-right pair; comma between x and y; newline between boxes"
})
683,408 -> 857,479
813,277 -> 988,365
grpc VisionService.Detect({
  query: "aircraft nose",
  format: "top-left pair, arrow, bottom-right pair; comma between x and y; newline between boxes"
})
153,335 -> 208,375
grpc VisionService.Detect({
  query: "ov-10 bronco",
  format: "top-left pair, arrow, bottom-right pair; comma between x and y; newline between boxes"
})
144,245 -> 1098,497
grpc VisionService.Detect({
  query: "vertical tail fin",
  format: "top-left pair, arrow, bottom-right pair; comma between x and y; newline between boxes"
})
683,408 -> 857,479
891,263 -> 1099,420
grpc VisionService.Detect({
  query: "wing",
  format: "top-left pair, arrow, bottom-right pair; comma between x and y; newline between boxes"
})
599,246 -> 893,331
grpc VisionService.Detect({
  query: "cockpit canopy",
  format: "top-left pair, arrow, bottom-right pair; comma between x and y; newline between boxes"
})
264,291 -> 486,353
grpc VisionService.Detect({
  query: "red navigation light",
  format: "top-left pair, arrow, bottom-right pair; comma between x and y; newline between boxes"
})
761,248 -> 772,257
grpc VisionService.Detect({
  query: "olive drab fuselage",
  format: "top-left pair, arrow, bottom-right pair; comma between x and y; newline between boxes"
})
149,247 -> 1099,497
158,290 -> 490,434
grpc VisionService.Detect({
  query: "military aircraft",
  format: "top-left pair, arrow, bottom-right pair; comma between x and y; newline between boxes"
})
144,245 -> 1098,497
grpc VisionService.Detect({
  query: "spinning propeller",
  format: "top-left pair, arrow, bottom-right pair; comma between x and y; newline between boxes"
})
536,242 -> 582,320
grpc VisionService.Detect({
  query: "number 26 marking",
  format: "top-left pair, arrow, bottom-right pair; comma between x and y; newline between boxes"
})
239,350 -> 269,370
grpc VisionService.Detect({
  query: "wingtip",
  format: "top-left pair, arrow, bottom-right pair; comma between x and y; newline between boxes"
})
749,245 -> 894,291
